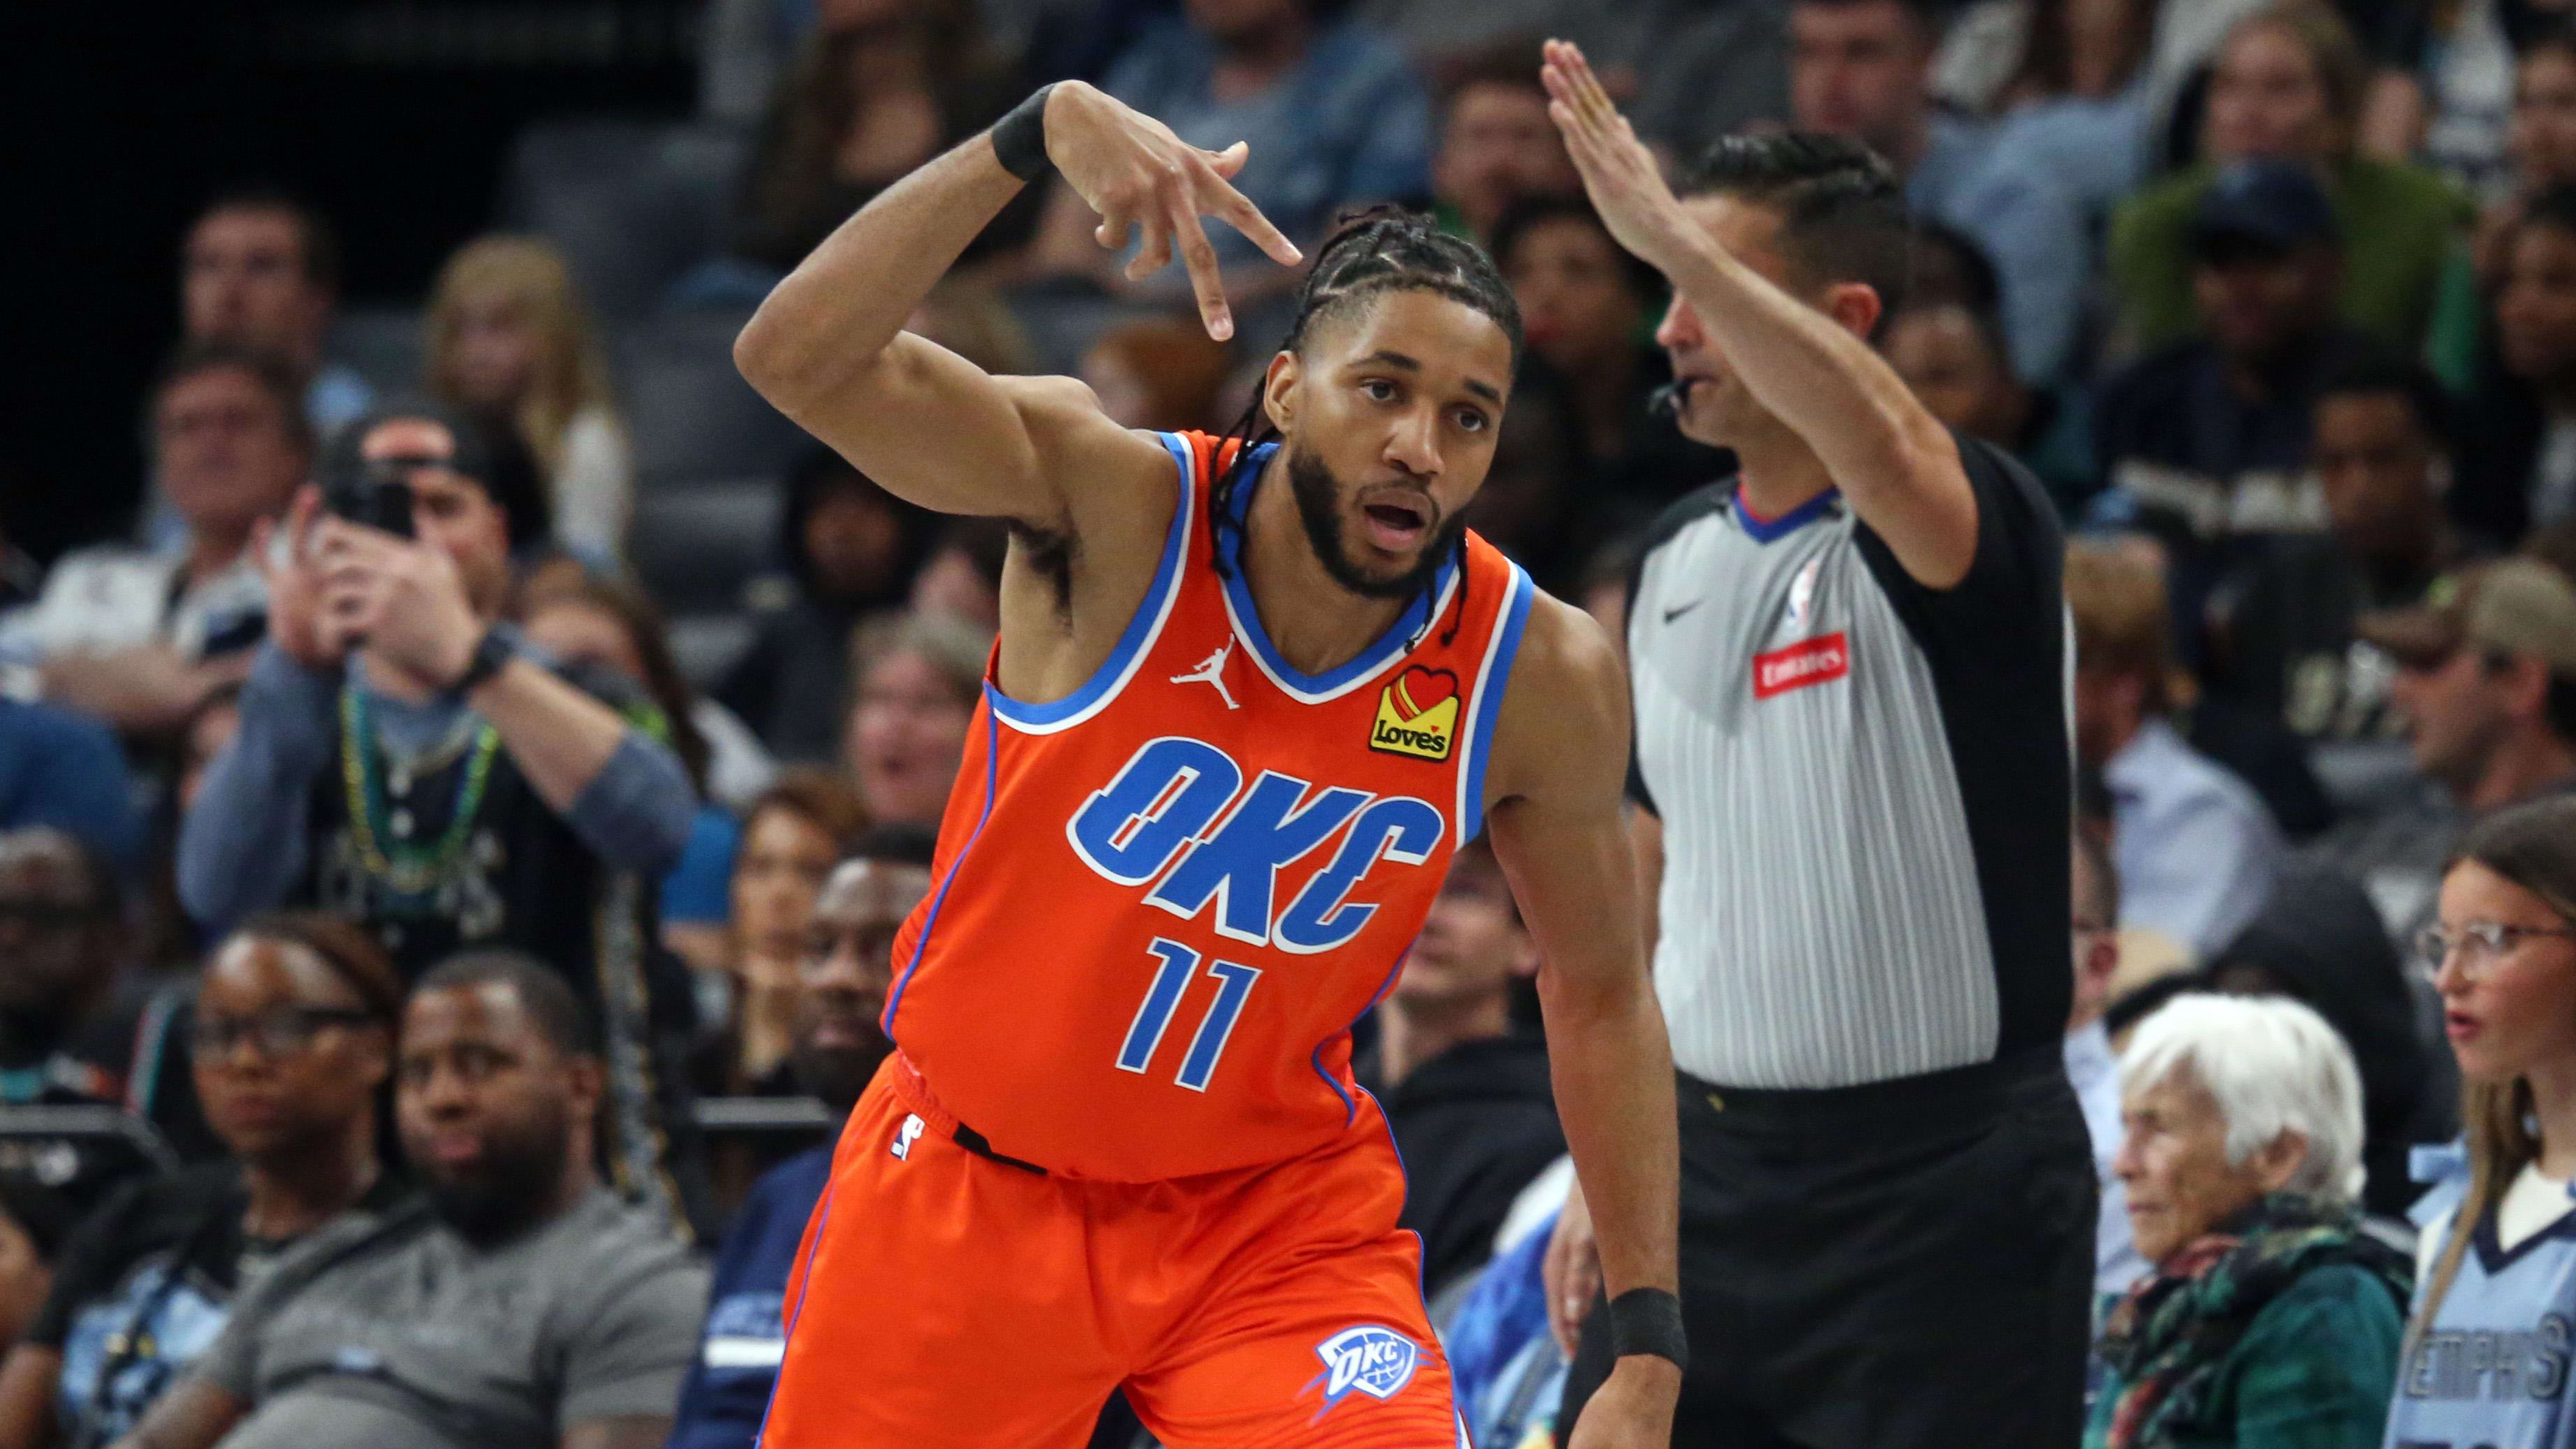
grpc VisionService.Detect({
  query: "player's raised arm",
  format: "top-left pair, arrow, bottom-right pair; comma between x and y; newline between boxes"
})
1539,41 -> 1977,588
1481,595 -> 1683,1448
732,82 -> 1302,525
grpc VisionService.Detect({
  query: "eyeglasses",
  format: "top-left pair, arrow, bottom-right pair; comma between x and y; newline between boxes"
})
189,1007 -> 379,1061
2415,922 -> 2576,982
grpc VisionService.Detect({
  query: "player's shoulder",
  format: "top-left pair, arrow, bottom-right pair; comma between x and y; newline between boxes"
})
1496,589 -> 1625,734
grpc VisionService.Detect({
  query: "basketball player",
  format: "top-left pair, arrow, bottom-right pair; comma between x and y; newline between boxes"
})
732,79 -> 1682,1448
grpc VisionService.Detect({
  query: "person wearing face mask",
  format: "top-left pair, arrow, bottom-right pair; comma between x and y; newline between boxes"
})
2385,796 -> 2576,1449
0,914 -> 409,1449
664,826 -> 935,1449
2088,992 -> 2408,1449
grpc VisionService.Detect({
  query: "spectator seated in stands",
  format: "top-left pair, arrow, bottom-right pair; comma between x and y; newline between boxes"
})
0,1181 -> 69,1355
1788,0 -> 2089,379
717,447 -> 939,766
1077,316 -> 1234,432
840,612 -> 988,829
425,237 -> 635,569
107,952 -> 708,1449
175,402 -> 708,1235
1972,0 -> 2158,225
2313,557 -> 2576,945
2108,3 -> 2475,371
1,346 -> 307,739
179,189 -> 370,437
705,773 -> 868,1093
711,0 -> 1031,298
2067,541 -> 2285,963
2094,158 -> 2385,655
2090,993 -> 2408,1449
2068,830 -> 2150,1307
0,703 -> 139,870
1027,0 -> 1433,308
2460,24 -> 2576,286
666,827 -> 935,1449
1884,298 -> 2095,514
1493,194 -> 1721,515
2459,188 -> 2576,548
1426,36 -> 1580,249
2204,866 -> 2442,1221
2205,359 -> 2472,745
0,914 -> 406,1449
1353,836 -> 1563,1298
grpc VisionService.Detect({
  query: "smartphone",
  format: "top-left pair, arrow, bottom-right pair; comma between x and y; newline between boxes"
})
321,459 -> 419,539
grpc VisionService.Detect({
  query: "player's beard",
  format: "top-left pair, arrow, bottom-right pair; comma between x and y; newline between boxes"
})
1285,445 -> 1465,602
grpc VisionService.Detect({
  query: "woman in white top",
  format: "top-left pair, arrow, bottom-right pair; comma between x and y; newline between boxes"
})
2390,794 -> 2576,1449
425,235 -> 634,565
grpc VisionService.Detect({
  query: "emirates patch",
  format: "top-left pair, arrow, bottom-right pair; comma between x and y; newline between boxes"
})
1752,632 -> 1849,699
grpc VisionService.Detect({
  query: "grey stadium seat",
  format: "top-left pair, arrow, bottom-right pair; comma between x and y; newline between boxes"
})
614,311 -> 811,485
628,474 -> 780,620
501,119 -> 752,321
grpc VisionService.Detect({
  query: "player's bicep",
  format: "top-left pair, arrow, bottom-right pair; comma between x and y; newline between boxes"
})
777,333 -> 1151,526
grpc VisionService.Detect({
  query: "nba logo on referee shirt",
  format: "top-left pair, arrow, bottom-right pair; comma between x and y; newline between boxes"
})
1368,667 -> 1459,761
1305,1325 -> 1420,1418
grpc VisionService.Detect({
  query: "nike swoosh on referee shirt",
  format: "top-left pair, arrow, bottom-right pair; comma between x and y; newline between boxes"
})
1662,599 -> 1703,625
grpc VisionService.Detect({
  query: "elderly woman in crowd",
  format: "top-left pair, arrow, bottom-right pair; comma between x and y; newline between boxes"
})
2386,796 -> 2576,1449
2087,993 -> 2409,1449
842,611 -> 989,829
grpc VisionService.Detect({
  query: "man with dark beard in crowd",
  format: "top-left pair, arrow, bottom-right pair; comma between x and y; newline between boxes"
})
110,952 -> 708,1449
665,825 -> 937,1449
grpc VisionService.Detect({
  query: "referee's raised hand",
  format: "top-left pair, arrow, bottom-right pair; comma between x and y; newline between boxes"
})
1539,41 -> 1698,279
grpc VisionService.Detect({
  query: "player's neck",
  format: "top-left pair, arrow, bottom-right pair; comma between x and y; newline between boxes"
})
1732,430 -> 1838,523
1238,457 -> 1416,676
1376,993 -> 1511,1087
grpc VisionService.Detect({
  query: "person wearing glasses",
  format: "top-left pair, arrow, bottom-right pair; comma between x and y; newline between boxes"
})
0,912 -> 409,1449
2386,795 -> 2576,1449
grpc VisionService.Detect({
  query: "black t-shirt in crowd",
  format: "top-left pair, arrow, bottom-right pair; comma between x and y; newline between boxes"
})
28,1163 -> 411,1446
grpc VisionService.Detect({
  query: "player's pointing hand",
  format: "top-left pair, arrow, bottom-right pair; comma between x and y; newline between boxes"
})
1539,40 -> 1696,277
1036,81 -> 1303,342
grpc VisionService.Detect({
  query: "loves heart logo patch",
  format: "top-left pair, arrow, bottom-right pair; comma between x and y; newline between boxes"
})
1370,667 -> 1460,760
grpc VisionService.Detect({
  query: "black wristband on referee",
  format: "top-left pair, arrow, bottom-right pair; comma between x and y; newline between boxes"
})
1607,1288 -> 1688,1372
990,84 -> 1058,182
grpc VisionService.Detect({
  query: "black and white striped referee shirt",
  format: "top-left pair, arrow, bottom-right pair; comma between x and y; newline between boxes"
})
1627,435 -> 2071,1090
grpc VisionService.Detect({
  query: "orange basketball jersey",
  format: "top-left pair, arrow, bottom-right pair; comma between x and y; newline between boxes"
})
881,430 -> 1536,1182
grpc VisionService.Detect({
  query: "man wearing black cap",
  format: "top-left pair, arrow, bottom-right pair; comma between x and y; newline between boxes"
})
176,402 -> 710,1233
2097,157 -> 2390,659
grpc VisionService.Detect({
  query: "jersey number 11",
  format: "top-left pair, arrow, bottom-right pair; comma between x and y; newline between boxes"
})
1116,938 -> 1261,1091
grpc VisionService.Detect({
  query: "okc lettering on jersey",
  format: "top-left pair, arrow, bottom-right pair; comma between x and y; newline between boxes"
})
1065,736 -> 1444,954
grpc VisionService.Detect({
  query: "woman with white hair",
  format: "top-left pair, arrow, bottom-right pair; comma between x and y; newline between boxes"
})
2385,796 -> 2576,1449
2085,993 -> 2410,1449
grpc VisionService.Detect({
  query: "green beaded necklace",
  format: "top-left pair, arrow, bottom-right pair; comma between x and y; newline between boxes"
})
339,686 -> 502,896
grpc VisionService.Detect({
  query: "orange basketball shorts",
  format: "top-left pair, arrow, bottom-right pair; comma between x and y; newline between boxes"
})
756,1055 -> 1469,1448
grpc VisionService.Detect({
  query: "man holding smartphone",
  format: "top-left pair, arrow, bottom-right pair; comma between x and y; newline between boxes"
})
176,400 -> 713,1236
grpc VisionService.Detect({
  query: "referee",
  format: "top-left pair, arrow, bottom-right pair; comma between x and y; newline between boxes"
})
1540,45 -> 2094,1448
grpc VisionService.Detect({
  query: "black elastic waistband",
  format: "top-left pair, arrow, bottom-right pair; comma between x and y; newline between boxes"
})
953,1120 -> 1048,1175
1682,1049 -> 2065,1136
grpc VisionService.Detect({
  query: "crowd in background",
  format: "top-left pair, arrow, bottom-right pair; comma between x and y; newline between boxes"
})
3,0 -> 2576,1445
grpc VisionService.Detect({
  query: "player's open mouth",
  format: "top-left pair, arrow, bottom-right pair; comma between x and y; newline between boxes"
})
1361,500 -> 1429,551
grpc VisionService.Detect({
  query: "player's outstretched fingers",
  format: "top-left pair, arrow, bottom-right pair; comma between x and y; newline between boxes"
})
1171,203 -> 1231,340
1127,211 -> 1175,282
1209,177 -> 1301,269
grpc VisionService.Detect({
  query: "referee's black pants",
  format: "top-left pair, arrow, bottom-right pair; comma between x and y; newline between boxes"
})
1560,1049 -> 2096,1449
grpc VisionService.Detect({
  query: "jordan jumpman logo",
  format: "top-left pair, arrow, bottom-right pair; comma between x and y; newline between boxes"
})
1170,639 -> 1240,710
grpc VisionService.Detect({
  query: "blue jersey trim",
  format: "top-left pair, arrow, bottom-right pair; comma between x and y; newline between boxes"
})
749,1179 -> 835,1449
1732,486 -> 1840,544
879,708 -> 1002,1039
986,431 -> 1196,731
1458,565 -> 1535,843
1217,443 -> 1459,699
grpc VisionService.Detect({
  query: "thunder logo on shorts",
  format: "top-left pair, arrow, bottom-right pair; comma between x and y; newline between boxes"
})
1305,1325 -> 1422,1419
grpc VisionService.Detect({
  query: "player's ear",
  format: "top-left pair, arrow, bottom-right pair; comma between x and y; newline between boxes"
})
1261,351 -> 1301,436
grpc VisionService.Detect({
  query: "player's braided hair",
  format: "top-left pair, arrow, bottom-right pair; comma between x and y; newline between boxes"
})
1208,207 -> 1522,646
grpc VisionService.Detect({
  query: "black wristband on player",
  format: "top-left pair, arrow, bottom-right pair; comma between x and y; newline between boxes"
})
1607,1288 -> 1688,1372
990,84 -> 1058,183
446,625 -> 515,699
